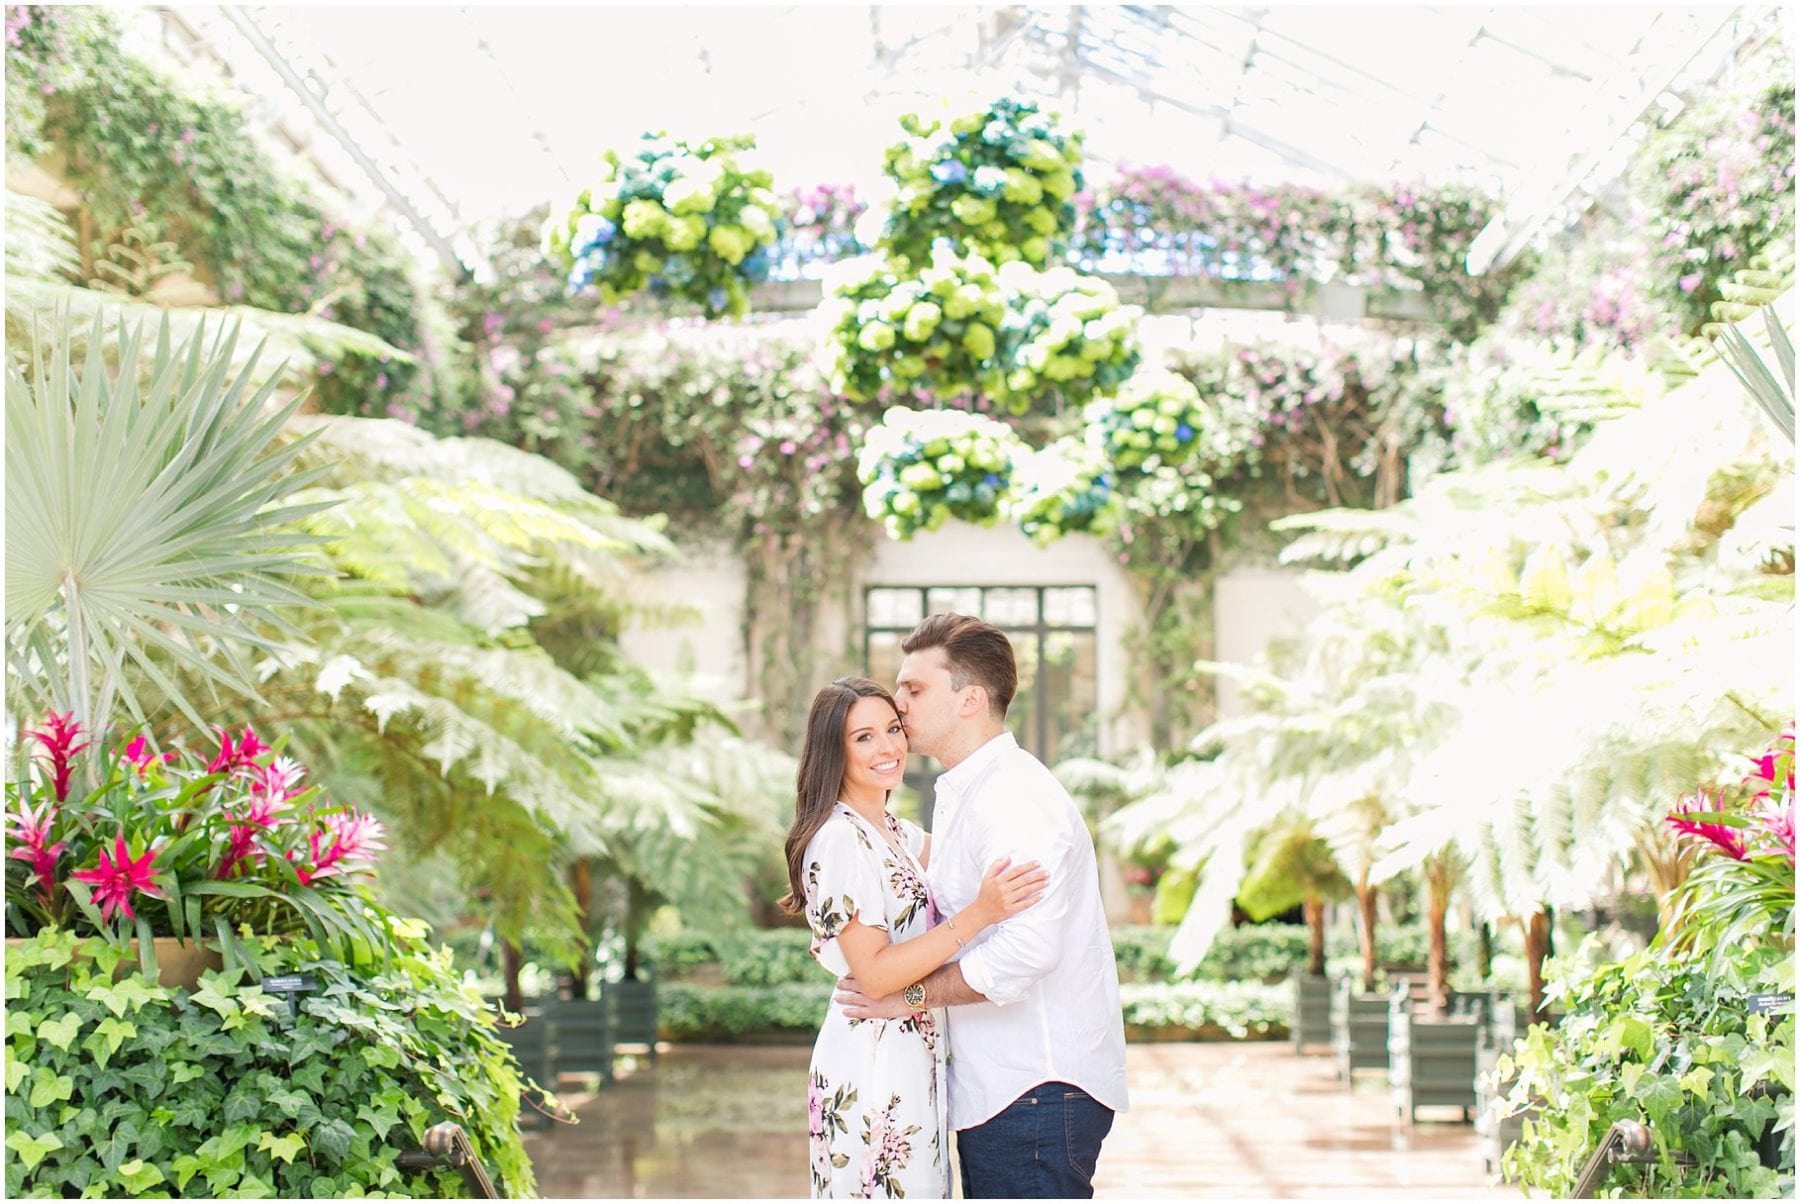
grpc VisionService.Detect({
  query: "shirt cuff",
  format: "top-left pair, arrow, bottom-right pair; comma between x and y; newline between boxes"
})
959,948 -> 1027,1007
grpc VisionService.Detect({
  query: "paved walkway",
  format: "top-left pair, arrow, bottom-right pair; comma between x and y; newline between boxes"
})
521,1041 -> 1517,1199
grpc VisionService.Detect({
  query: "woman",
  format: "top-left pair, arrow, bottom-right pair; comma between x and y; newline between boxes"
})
781,677 -> 1047,1199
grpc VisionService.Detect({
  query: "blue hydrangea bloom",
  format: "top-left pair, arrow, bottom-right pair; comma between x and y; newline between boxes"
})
707,287 -> 729,311
983,472 -> 1002,488
931,159 -> 968,185
742,245 -> 772,283
577,217 -> 617,253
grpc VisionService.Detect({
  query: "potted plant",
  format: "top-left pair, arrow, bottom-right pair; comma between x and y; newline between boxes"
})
6,714 -> 390,985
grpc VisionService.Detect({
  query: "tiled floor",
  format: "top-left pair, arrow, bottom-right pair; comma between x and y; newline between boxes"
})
521,1041 -> 1518,1199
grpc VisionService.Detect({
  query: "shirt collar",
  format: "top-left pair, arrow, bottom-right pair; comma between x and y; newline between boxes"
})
935,731 -> 1017,802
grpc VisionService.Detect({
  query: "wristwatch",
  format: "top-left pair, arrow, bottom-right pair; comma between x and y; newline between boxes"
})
903,981 -> 926,1009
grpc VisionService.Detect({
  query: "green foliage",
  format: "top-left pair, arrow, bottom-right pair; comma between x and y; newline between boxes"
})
658,982 -> 832,1039
7,7 -> 427,407
879,96 -> 1083,270
1117,981 -> 1291,1038
5,311 -> 330,735
3,925 -> 539,1198
1499,940 -> 1794,1198
646,928 -> 818,987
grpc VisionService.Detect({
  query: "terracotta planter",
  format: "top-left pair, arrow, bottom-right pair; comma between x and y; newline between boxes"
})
6,936 -> 223,991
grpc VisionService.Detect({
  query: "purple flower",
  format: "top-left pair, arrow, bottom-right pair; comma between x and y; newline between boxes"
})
1678,273 -> 1704,293
930,159 -> 968,185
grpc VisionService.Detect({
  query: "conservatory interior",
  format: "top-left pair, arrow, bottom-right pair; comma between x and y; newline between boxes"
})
3,4 -> 1793,1200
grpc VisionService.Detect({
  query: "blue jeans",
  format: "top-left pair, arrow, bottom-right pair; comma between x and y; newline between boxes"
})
956,1081 -> 1115,1198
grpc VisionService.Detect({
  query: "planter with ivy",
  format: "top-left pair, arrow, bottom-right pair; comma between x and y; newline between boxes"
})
4,926 -> 541,1198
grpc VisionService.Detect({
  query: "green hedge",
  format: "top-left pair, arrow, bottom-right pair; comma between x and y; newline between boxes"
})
652,922 -> 1487,991
656,979 -> 1293,1042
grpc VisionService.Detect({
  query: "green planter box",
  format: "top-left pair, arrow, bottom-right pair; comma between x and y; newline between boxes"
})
606,978 -> 660,1063
1292,970 -> 1333,1052
1332,978 -> 1391,1079
1389,989 -> 1479,1123
542,997 -> 617,1085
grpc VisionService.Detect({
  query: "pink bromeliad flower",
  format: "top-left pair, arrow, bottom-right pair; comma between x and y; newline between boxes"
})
206,725 -> 272,776
6,798 -> 68,902
70,831 -> 164,923
120,735 -> 177,775
290,810 -> 387,885
29,712 -> 91,802
1665,788 -> 1749,861
1760,796 -> 1795,863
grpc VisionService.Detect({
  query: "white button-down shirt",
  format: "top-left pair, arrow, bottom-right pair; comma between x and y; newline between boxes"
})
928,732 -> 1130,1130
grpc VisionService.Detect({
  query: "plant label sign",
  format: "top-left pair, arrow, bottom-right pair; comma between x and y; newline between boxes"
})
1746,992 -> 1793,1015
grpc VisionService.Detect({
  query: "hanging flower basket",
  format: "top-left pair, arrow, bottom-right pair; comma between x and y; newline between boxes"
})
995,263 -> 1141,415
820,249 -> 1008,403
1002,437 -> 1118,545
543,132 -> 780,318
856,407 -> 1023,540
879,96 -> 1085,270
1085,370 -> 1210,471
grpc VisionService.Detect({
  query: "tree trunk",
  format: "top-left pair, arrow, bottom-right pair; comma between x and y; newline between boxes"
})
502,939 -> 525,1014
1476,920 -> 1493,981
1426,859 -> 1451,1016
1303,895 -> 1327,976
569,859 -> 593,998
1523,909 -> 1551,1022
1356,877 -> 1378,992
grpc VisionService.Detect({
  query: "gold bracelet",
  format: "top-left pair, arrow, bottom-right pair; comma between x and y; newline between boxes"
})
946,914 -> 965,949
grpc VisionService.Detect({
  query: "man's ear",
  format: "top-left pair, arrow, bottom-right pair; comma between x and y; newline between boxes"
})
960,685 -> 987,718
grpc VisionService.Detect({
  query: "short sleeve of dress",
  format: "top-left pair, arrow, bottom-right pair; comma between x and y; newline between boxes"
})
895,816 -> 928,861
802,816 -> 891,978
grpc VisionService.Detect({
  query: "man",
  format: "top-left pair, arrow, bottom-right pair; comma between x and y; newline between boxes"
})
837,613 -> 1129,1198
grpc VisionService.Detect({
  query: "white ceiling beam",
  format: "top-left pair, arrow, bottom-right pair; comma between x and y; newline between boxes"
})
1467,9 -> 1743,274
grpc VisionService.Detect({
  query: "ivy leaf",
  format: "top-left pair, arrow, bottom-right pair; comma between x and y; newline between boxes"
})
5,1053 -> 29,1093
169,1061 -> 205,1085
1678,1065 -> 1716,1099
115,1159 -> 166,1193
28,1069 -> 75,1109
5,1129 -> 65,1171
236,1170 -> 278,1197
86,978 -> 160,1018
222,1084 -> 263,1124
94,1119 -> 140,1173
187,980 -> 241,1022
36,1011 -> 83,1051
84,1017 -> 139,1070
356,1098 -> 402,1138
257,1131 -> 307,1165
169,1153 -> 204,1190
309,1117 -> 356,1166
264,1085 -> 312,1115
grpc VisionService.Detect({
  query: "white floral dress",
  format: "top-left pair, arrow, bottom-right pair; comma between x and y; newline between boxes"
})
803,804 -> 949,1200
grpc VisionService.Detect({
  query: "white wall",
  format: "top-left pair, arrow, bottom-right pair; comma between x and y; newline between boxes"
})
615,537 -> 748,706
1212,568 -> 1320,717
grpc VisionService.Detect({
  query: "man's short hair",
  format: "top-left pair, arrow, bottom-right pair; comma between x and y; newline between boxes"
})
901,613 -> 1018,719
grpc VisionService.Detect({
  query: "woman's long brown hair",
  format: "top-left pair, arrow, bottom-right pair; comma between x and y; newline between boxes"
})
779,677 -> 902,914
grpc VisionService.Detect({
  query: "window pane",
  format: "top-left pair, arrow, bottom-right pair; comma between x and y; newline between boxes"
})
1043,586 -> 1097,628
867,631 -> 905,689
867,588 -> 923,629
1041,631 -> 1099,763
926,587 -> 981,616
1007,631 -> 1042,756
983,587 -> 1040,628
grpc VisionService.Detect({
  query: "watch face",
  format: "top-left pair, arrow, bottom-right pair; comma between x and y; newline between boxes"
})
904,984 -> 925,1007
